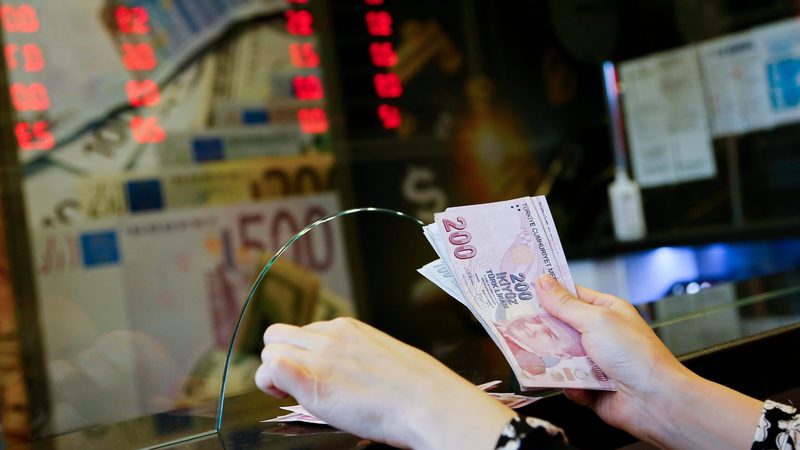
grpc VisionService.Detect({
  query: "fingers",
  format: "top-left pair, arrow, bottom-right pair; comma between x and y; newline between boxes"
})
304,317 -> 393,348
576,285 -> 637,316
263,323 -> 330,350
563,388 -> 596,408
255,343 -> 314,401
536,275 -> 599,333
304,316 -> 373,335
575,285 -> 615,307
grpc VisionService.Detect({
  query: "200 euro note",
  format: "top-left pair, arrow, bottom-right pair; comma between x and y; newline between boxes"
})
433,196 -> 615,391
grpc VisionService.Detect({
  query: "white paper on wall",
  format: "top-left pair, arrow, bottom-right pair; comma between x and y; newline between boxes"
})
620,46 -> 717,188
754,19 -> 800,127
698,31 -> 774,137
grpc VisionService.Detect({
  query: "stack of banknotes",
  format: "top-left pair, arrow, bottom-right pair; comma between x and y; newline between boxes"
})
263,380 -> 540,425
418,196 -> 616,391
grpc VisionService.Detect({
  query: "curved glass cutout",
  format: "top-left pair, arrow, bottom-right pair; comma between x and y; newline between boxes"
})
215,207 -> 424,431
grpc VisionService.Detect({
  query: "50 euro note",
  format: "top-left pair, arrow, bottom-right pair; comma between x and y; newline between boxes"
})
430,197 -> 615,391
78,152 -> 335,220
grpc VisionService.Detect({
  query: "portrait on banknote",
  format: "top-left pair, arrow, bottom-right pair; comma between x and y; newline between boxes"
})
494,313 -> 586,376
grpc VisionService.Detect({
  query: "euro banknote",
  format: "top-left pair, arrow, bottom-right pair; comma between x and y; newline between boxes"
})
421,196 -> 615,391
78,153 -> 334,220
31,192 -> 355,432
9,0 -> 286,164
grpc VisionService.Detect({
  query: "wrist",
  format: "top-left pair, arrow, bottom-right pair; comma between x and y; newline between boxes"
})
402,379 -> 516,450
643,367 -> 763,450
640,366 -> 702,447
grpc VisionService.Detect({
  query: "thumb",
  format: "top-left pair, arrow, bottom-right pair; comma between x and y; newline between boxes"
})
536,275 -> 597,333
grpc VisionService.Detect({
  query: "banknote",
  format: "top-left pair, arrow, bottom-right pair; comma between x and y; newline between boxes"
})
207,19 -> 331,132
38,37 -> 218,175
30,219 -> 143,433
225,21 -> 297,104
9,0 -> 286,163
429,197 -> 615,391
30,192 -> 355,432
262,381 -> 541,425
24,49 -> 217,231
213,100 -> 326,128
78,153 -> 335,219
234,257 -> 321,354
157,126 -> 306,167
417,259 -> 464,305
416,258 -> 508,356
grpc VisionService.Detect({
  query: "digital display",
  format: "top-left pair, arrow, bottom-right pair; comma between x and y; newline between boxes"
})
287,0 -> 329,135
327,0 -> 465,141
114,6 -> 166,144
365,1 -> 402,129
3,3 -> 54,151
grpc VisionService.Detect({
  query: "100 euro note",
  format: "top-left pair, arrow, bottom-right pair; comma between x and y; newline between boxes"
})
427,197 -> 615,391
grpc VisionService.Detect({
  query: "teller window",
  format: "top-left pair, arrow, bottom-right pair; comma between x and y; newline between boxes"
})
1,1 -> 800,448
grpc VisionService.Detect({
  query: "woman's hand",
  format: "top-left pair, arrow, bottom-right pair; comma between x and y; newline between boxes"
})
535,275 -> 763,450
255,317 -> 515,450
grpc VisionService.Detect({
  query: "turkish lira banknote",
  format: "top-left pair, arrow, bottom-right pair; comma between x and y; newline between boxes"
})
262,380 -> 541,425
419,197 -> 615,391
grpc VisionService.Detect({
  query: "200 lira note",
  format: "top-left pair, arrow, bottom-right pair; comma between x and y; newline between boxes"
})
432,196 -> 615,391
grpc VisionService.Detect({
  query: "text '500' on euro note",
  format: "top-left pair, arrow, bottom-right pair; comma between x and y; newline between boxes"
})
421,196 -> 615,391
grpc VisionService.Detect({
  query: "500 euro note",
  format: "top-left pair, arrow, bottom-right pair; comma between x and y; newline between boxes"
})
431,196 -> 615,391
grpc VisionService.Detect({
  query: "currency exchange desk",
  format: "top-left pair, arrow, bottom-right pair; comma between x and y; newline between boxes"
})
8,327 -> 800,449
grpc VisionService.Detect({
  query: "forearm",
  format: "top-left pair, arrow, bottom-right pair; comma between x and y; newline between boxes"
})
646,369 -> 763,450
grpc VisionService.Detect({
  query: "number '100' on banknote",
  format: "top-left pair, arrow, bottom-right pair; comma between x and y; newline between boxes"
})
426,196 -> 615,391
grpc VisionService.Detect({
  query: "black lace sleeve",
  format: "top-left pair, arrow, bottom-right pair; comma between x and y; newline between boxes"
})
495,416 -> 578,449
751,400 -> 800,450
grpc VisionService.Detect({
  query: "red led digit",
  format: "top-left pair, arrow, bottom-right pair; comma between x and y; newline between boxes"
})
373,73 -> 402,98
125,80 -> 160,107
365,11 -> 392,36
5,44 -> 18,70
22,44 -> 44,72
365,0 -> 384,4
15,121 -> 54,151
121,43 -> 157,71
369,42 -> 398,67
10,82 -> 50,111
289,43 -> 320,68
1,4 -> 40,33
378,104 -> 401,129
115,6 -> 150,34
286,10 -> 313,36
130,116 -> 166,143
298,108 -> 328,134
292,75 -> 324,100
4,44 -> 45,73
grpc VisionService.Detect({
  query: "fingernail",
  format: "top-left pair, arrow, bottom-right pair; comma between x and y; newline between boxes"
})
538,274 -> 557,291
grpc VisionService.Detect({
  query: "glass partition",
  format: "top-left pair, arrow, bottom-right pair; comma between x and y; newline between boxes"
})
3,0 -> 800,448
648,271 -> 800,356
217,208 -> 424,433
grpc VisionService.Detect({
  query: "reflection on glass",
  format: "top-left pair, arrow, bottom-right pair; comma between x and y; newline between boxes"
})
217,207 -> 423,431
648,275 -> 800,356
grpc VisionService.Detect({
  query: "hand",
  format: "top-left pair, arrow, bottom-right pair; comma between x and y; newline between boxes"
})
535,275 -> 685,436
255,317 -> 515,450
535,275 -> 763,450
